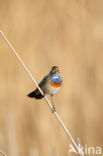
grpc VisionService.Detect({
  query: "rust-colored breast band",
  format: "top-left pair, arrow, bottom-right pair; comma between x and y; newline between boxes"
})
50,80 -> 62,88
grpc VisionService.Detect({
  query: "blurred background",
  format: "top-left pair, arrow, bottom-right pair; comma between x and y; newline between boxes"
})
0,0 -> 103,155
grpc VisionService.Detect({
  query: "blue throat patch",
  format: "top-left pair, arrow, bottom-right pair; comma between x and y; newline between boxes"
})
50,72 -> 62,84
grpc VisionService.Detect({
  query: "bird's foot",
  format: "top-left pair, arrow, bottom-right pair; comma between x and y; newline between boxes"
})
51,105 -> 56,113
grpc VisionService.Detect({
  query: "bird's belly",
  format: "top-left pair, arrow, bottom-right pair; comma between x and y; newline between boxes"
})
41,82 -> 62,96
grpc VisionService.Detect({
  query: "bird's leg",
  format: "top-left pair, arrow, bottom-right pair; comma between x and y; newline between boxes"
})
50,95 -> 56,113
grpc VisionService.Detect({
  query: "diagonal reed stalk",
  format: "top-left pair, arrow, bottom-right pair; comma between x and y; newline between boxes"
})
0,30 -> 84,156
0,150 -> 7,156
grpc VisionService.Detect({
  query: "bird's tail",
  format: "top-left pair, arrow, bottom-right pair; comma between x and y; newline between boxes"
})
27,89 -> 44,99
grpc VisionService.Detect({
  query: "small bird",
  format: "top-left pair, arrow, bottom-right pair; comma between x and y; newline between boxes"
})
27,66 -> 63,112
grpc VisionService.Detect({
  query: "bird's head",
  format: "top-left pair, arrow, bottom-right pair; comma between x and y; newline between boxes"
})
50,66 -> 59,76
